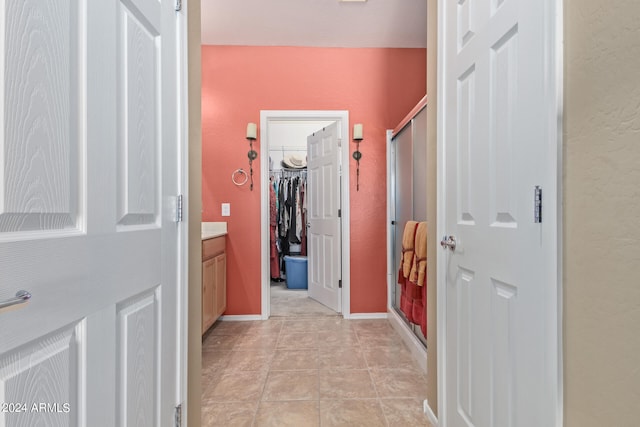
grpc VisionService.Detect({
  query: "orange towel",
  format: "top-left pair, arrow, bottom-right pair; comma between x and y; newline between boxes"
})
400,221 -> 419,279
409,222 -> 427,286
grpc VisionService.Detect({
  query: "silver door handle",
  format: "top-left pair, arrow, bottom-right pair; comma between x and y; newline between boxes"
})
440,235 -> 457,251
306,222 -> 311,229
0,290 -> 32,310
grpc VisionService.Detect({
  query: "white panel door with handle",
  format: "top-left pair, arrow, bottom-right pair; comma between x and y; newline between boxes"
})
307,122 -> 341,313
0,0 -> 183,425
439,0 -> 560,425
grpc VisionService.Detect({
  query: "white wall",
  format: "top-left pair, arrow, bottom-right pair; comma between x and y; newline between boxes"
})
267,120 -> 334,170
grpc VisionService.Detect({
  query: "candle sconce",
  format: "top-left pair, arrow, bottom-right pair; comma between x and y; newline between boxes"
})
246,123 -> 258,191
352,124 -> 363,191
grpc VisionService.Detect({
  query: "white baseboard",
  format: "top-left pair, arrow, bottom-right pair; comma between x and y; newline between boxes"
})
387,308 -> 427,374
218,315 -> 262,321
423,399 -> 438,426
345,312 -> 388,320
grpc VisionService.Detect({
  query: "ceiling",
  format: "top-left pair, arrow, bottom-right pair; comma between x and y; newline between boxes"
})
201,0 -> 428,48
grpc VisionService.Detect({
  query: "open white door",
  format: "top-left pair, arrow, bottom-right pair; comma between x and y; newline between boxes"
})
0,0 -> 182,425
306,122 -> 341,313
438,0 -> 561,426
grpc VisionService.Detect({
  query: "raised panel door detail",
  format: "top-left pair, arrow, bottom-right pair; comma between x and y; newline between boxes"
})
214,253 -> 226,318
310,233 -> 321,285
455,268 -> 476,427
489,26 -> 519,228
116,1 -> 161,227
457,0 -> 475,51
322,164 -> 333,218
308,138 -> 320,160
310,168 -> 321,218
0,0 -> 84,235
322,234 -> 335,291
492,0 -> 507,15
117,289 -> 159,427
321,135 -> 332,156
202,258 -> 215,333
0,322 -> 86,426
491,278 -> 517,427
457,65 -> 477,225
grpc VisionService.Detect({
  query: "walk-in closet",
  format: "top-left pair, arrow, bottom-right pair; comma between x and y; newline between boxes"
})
266,118 -> 341,318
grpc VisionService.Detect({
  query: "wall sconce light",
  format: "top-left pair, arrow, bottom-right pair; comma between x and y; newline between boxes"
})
246,122 -> 258,191
352,124 -> 363,191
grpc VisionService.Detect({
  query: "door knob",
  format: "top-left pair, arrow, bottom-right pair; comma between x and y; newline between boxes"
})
0,290 -> 32,310
440,235 -> 457,251
306,222 -> 311,229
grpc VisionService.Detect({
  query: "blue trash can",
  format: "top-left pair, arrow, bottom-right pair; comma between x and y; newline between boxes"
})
284,256 -> 308,289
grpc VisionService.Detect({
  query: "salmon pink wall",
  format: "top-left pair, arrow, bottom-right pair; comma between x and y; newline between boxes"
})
202,45 -> 426,315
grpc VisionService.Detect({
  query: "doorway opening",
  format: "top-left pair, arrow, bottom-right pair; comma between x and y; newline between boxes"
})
260,111 -> 351,319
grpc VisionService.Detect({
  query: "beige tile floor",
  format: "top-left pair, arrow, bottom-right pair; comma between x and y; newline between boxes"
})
270,282 -> 339,317
202,317 -> 433,426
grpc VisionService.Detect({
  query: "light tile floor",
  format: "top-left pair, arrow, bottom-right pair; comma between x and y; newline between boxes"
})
202,317 -> 433,426
270,281 -> 339,317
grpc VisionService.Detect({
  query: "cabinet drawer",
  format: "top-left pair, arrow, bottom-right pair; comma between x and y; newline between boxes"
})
202,236 -> 225,260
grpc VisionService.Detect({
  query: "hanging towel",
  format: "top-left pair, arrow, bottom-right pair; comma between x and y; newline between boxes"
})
408,222 -> 427,337
409,222 -> 427,287
398,221 -> 428,337
398,221 -> 419,322
399,221 -> 419,284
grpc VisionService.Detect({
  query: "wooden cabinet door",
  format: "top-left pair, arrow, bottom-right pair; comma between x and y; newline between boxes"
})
202,258 -> 216,333
214,253 -> 227,318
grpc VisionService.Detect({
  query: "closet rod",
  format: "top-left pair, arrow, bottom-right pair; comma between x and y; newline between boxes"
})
269,169 -> 307,175
268,146 -> 307,152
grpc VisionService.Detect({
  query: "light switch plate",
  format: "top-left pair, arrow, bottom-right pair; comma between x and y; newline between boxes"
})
221,203 -> 230,217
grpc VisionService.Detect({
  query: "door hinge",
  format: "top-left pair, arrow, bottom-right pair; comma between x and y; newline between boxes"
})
175,404 -> 182,427
338,279 -> 342,289
337,138 -> 342,147
176,194 -> 184,223
338,209 -> 341,218
534,186 -> 542,223
175,0 -> 182,11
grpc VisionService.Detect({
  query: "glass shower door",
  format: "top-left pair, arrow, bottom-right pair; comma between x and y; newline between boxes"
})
390,106 -> 427,346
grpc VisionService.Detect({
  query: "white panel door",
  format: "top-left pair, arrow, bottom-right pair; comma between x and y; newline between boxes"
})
307,122 -> 341,312
439,0 -> 560,426
0,0 -> 181,425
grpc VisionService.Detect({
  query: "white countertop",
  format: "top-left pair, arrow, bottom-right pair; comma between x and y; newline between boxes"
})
202,222 -> 228,240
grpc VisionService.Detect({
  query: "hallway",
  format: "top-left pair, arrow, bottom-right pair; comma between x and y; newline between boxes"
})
201,317 -> 432,426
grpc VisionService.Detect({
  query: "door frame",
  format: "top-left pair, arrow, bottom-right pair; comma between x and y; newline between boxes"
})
176,0 -> 191,421
435,0 -> 564,425
259,110 -> 351,319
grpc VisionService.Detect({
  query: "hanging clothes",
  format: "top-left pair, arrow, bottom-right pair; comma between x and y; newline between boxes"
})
295,180 -> 303,242
300,182 -> 307,256
398,221 -> 428,337
269,181 -> 280,279
269,170 -> 307,276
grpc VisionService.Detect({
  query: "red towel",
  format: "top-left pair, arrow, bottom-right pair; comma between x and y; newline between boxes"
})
398,221 -> 428,337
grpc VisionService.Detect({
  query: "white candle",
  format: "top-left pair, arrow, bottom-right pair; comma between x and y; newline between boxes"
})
246,123 -> 257,139
353,123 -> 363,140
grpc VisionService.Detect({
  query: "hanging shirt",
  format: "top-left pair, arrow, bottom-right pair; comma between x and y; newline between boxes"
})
287,179 -> 299,244
295,178 -> 303,241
